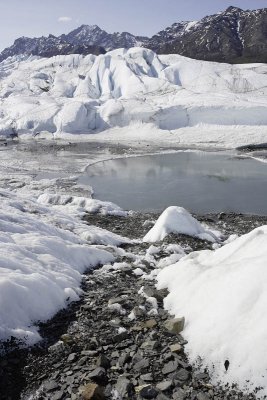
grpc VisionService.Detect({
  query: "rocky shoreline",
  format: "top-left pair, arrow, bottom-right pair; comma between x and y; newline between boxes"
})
1,211 -> 267,400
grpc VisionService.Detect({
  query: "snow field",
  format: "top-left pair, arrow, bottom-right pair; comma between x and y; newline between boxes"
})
0,189 -> 129,344
157,225 -> 267,396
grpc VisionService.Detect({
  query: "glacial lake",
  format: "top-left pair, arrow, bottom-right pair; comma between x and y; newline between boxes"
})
79,151 -> 267,215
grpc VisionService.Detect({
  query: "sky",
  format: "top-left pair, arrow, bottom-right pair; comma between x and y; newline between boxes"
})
1,0 -> 267,51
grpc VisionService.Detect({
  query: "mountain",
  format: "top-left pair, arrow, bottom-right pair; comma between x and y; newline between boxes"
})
0,6 -> 267,63
61,24 -> 148,50
149,6 -> 267,63
0,34 -> 106,62
0,25 -> 147,63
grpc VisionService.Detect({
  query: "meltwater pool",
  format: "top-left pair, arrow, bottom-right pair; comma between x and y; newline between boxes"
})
79,151 -> 267,215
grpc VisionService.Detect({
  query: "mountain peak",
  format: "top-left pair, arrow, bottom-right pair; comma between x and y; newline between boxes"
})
78,24 -> 101,31
67,24 -> 104,37
225,6 -> 243,13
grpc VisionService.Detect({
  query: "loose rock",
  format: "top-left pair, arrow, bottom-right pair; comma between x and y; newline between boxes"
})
162,360 -> 179,375
164,318 -> 185,335
115,377 -> 135,398
81,383 -> 105,400
169,343 -> 182,354
156,380 -> 173,391
88,367 -> 108,385
139,385 -> 159,399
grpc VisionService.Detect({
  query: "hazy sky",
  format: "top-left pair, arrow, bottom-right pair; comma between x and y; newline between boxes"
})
1,0 -> 267,51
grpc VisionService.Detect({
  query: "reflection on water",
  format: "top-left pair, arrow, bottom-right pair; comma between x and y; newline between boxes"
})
79,151 -> 267,214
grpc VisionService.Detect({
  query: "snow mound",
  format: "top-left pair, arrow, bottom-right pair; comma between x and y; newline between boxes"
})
0,189 -> 116,344
1,49 -> 267,137
37,193 -> 127,217
157,226 -> 267,395
143,206 -> 219,242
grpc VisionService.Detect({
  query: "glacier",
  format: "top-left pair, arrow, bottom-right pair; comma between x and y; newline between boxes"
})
1,47 -> 267,398
0,48 -> 267,144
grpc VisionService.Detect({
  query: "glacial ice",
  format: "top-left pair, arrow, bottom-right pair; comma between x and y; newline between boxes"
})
1,49 -> 267,137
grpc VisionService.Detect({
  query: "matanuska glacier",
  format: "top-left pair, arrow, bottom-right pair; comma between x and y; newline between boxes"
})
0,47 -> 267,147
1,46 -> 267,399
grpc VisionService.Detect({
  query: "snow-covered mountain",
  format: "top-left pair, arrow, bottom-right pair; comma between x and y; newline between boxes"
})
62,24 -> 148,50
151,6 -> 267,63
1,48 -> 267,138
0,6 -> 267,63
0,34 -> 106,62
0,25 -> 147,63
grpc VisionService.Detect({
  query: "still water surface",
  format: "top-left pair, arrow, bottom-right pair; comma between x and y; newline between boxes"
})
79,151 -> 267,215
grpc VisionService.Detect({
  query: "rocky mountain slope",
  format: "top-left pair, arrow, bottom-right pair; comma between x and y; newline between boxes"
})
61,24 -> 148,51
0,33 -> 106,62
0,6 -> 267,63
150,6 -> 267,63
0,25 -> 146,62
